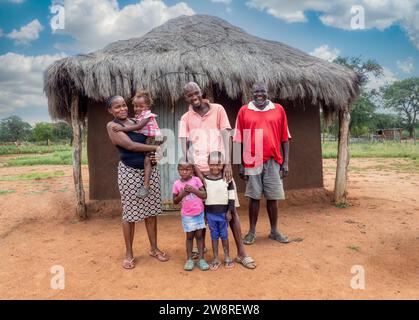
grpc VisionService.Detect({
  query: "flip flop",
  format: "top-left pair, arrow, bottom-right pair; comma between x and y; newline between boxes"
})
269,232 -> 290,244
149,250 -> 169,262
224,259 -> 235,269
122,258 -> 135,269
209,260 -> 221,271
235,256 -> 256,269
243,232 -> 256,245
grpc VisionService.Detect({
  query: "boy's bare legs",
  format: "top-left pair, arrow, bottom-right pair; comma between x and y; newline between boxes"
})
209,238 -> 221,270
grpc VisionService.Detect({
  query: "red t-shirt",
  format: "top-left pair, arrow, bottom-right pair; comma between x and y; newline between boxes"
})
234,102 -> 289,168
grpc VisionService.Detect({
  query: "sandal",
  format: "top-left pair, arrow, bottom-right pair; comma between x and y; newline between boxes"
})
269,232 -> 290,244
122,258 -> 135,269
224,259 -> 235,269
197,259 -> 209,271
184,259 -> 194,271
149,250 -> 169,262
243,232 -> 256,245
209,260 -> 221,271
235,256 -> 256,269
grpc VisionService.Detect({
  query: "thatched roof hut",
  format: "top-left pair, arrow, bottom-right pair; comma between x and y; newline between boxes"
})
44,14 -> 360,218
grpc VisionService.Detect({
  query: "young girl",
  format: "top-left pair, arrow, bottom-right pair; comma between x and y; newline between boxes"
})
172,158 -> 209,271
204,151 -> 235,270
113,90 -> 163,198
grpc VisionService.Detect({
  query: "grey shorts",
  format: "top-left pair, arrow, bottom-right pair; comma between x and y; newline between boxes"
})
244,158 -> 285,200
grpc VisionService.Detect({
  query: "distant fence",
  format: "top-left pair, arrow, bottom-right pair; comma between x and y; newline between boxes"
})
322,132 -> 403,143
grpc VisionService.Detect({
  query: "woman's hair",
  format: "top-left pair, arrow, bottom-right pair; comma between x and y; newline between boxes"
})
106,95 -> 123,108
132,89 -> 154,107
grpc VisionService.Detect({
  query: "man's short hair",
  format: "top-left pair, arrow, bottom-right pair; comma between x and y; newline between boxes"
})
183,82 -> 201,95
252,82 -> 267,92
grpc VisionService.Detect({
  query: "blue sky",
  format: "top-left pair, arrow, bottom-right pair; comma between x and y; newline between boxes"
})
0,0 -> 418,123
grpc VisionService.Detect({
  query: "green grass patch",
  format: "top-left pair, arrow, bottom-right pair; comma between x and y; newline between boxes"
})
335,202 -> 350,209
0,144 -> 71,155
2,149 -> 87,166
0,171 -> 65,181
322,141 -> 419,159
0,189 -> 16,195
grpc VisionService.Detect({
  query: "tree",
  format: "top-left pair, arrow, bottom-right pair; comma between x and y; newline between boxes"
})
373,113 -> 403,130
0,116 -> 32,143
334,56 -> 383,87
31,122 -> 54,144
382,77 -> 419,142
349,93 -> 377,137
52,121 -> 73,143
328,56 -> 384,137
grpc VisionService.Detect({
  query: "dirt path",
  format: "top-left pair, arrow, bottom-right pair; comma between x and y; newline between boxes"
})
0,158 -> 418,299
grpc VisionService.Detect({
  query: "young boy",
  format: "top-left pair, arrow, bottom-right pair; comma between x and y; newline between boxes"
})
204,151 -> 235,270
113,90 -> 164,198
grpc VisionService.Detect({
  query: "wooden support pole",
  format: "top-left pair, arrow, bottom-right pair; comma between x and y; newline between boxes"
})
71,94 -> 87,219
334,106 -> 350,204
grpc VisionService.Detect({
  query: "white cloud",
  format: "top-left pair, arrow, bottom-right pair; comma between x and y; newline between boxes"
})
397,57 -> 414,74
52,0 -> 195,53
211,0 -> 232,4
0,29 -> 4,37
211,0 -> 232,13
365,67 -> 397,92
0,52 -> 67,118
246,0 -> 419,50
310,45 -> 340,62
7,19 -> 44,45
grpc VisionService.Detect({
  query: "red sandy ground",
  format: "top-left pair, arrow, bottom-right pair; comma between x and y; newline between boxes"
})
0,158 -> 418,299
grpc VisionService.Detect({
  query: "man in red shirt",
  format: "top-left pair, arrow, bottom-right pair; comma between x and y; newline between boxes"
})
234,82 -> 290,245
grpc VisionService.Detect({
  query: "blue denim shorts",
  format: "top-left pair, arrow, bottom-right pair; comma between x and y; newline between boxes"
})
206,212 -> 228,240
181,211 -> 206,232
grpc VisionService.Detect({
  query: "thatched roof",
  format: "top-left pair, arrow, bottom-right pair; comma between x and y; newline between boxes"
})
44,14 -> 360,121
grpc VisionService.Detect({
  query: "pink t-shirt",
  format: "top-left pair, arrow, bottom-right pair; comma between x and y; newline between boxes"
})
135,110 -> 161,137
172,176 -> 204,216
178,101 -> 231,172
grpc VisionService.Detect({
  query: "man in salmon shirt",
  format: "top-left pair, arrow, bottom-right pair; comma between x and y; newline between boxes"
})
234,82 -> 290,245
179,82 -> 257,269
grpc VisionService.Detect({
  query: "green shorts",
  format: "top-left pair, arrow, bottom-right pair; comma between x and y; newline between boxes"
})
244,158 -> 285,200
